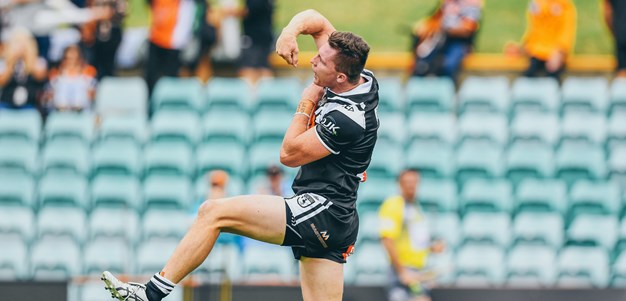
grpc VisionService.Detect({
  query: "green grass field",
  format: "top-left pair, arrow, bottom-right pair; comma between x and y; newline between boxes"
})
127,0 -> 613,54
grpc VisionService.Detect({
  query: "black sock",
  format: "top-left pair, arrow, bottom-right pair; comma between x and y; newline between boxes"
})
145,281 -> 167,301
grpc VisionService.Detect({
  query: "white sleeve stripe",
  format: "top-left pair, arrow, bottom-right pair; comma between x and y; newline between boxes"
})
315,128 -> 340,155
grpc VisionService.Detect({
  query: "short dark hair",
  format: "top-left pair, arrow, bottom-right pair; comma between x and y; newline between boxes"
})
328,31 -> 370,84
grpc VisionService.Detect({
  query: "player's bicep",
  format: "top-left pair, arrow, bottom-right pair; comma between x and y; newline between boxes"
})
281,127 -> 332,167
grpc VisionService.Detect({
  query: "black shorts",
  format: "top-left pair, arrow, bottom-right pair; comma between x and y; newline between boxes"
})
281,193 -> 358,264
239,41 -> 272,69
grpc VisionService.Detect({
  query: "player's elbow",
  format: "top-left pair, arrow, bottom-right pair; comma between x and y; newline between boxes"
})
279,150 -> 299,167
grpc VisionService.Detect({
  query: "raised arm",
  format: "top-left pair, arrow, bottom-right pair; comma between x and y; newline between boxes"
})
275,9 -> 336,67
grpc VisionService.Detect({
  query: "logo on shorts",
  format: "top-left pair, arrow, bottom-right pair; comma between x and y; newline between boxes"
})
342,245 -> 355,260
310,223 -> 329,248
320,230 -> 330,241
297,194 -> 315,208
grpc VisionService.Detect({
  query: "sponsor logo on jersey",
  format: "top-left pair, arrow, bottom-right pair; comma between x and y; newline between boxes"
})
321,116 -> 340,136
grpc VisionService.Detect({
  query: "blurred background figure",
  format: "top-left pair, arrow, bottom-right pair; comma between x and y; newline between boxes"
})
256,164 -> 293,198
191,169 -> 229,215
81,0 -> 127,79
410,0 -> 482,81
44,44 -> 97,112
180,0 -> 219,83
603,0 -> 626,78
0,27 -> 48,111
144,0 -> 196,95
379,169 -> 445,301
505,0 -> 576,80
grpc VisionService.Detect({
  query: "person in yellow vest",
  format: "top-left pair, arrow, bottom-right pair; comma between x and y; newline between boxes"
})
379,169 -> 445,301
507,0 -> 577,80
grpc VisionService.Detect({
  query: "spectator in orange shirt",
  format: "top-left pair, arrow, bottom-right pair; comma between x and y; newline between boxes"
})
45,45 -> 97,112
508,0 -> 577,80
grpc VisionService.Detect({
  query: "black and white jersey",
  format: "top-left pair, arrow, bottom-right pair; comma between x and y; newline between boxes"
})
291,69 -> 379,216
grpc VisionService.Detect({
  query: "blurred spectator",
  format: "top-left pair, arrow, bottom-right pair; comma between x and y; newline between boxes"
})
180,0 -> 219,83
411,0 -> 483,81
81,0 -> 127,79
506,0 -> 576,80
0,27 -> 47,111
44,45 -> 97,112
379,169 -> 445,301
190,169 -> 229,215
603,0 -> 626,78
225,0 -> 275,85
144,0 -> 196,95
256,164 -> 293,197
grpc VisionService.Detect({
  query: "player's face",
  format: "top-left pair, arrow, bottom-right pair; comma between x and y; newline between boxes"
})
310,43 -> 340,88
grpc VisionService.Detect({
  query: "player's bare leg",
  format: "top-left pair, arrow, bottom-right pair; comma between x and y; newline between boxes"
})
299,257 -> 344,301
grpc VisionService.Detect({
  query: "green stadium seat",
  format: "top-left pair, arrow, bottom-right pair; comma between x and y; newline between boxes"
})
608,112 -> 626,149
427,212 -> 461,249
513,212 -> 563,248
557,246 -> 609,288
252,111 -> 292,144
368,143 -> 403,178
90,175 -> 141,210
83,238 -> 132,275
30,237 -> 82,280
568,180 -> 621,219
515,179 -> 567,215
0,172 -> 35,208
458,76 -> 510,114
0,235 -> 28,280
376,77 -> 404,112
561,77 -> 609,114
196,244 -> 242,282
97,115 -> 147,145
38,173 -> 88,209
96,76 -> 148,118
425,250 -> 456,285
406,141 -> 454,179
510,112 -> 559,147
0,139 -> 38,176
358,211 -> 380,243
144,142 -> 194,178
152,77 -> 203,112
408,113 -> 456,145
406,77 -> 454,113
511,77 -> 560,115
455,244 -> 506,286
37,207 -> 87,244
254,77 -> 301,113
455,142 -> 505,186
150,111 -> 201,146
555,142 -> 606,186
506,244 -> 557,287
143,175 -> 192,210
609,146 -> 626,184
462,212 -> 511,247
0,110 -> 41,144
610,78 -> 626,115
202,110 -> 249,144
241,244 -> 296,283
89,208 -> 140,243
560,112 -> 607,146
142,209 -> 191,240
248,142 -> 282,177
357,176 -> 396,205
351,242 -> 389,285
418,178 -> 457,212
460,179 -> 513,213
506,142 -> 554,186
44,112 -> 94,144
204,77 -> 251,113
196,141 -> 247,178
0,206 -> 35,242
41,140 -> 90,176
618,219 -> 626,256
612,251 -> 626,287
458,112 -> 508,146
377,112 -> 406,145
136,238 -> 179,274
567,215 -> 618,250
91,140 -> 142,178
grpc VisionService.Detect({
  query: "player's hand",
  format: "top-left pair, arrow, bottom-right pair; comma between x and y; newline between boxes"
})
398,268 -> 422,286
301,83 -> 324,104
276,30 -> 299,67
430,240 -> 446,253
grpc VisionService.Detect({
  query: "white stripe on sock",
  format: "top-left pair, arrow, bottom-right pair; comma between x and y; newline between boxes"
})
151,275 -> 174,294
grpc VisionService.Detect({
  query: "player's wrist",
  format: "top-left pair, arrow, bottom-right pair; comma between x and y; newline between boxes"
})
295,99 -> 315,118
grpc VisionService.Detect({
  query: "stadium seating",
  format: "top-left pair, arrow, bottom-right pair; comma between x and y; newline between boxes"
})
612,251 -> 626,287
458,112 -> 508,146
90,175 -> 142,209
38,173 -> 89,209
196,141 -> 247,178
609,146 -> 626,184
92,140 -> 142,178
377,112 -> 407,145
609,78 -> 626,115
368,143 -> 404,179
560,111 -> 607,146
515,179 -> 567,215
405,76 -> 455,113
418,178 -> 457,212
376,77 -> 404,112
242,245 -> 296,283
97,115 -> 148,145
406,141 -> 455,179
196,174 -> 246,199
351,243 -> 389,285
83,238 -> 132,275
0,139 -> 38,176
506,142 -> 554,186
202,110 -> 250,144
458,76 -> 509,114
142,209 -> 191,240
0,109 -> 42,143
510,77 -> 560,115
568,180 -> 621,219
96,77 -> 148,118
506,244 -> 557,287
252,111 -> 292,143
196,243 -> 242,282
37,207 -> 87,244
204,77 -> 251,112
608,112 -> 626,149
30,237 -> 82,280
142,175 -> 192,210
408,113 -> 456,146
557,246 -> 609,288
427,212 -> 461,249
253,77 -> 300,113
41,140 -> 90,176
510,112 -> 560,147
150,111 -> 201,146
0,235 -> 29,280
44,112 -> 95,145
567,215 -> 618,250
513,212 -> 564,248
555,142 -> 606,186
248,142 -> 282,177
561,77 -> 609,114
460,179 -> 513,213
455,142 -> 505,186
0,206 -> 35,243
462,212 -> 511,247
455,244 -> 505,286
89,208 -> 140,243
136,238 -> 179,274
0,173 -> 36,208
357,176 -> 396,206
144,142 -> 194,178
152,77 -> 203,112
358,211 -> 380,243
